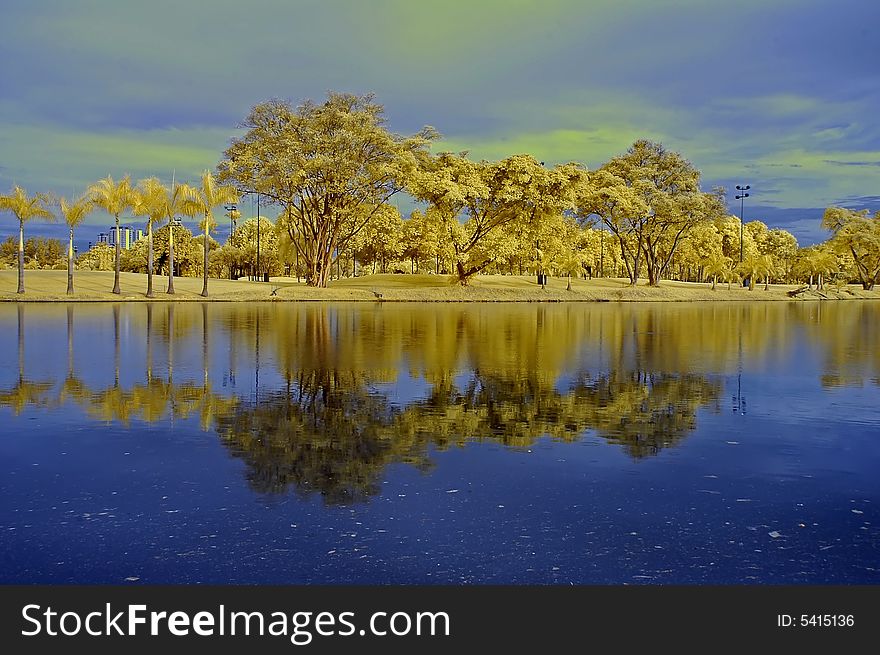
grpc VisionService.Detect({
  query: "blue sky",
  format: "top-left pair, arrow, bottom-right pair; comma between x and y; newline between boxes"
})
1,0 -> 878,245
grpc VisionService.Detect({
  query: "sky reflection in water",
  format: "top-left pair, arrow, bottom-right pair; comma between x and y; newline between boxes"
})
0,302 -> 878,584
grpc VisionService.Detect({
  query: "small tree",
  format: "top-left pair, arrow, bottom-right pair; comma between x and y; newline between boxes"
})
703,252 -> 731,291
59,195 -> 93,294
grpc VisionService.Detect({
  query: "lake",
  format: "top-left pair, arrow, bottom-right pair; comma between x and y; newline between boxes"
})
1,301 -> 878,584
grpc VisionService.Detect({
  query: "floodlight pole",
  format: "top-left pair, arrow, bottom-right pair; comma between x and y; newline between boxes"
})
735,184 -> 751,263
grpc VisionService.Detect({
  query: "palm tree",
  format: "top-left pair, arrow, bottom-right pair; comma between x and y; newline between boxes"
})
703,252 -> 731,291
164,180 -> 193,295
812,249 -> 838,290
88,175 -> 134,294
556,250 -> 585,291
59,195 -> 93,294
180,170 -> 238,297
737,254 -> 770,291
761,254 -> 776,291
0,186 -> 54,294
132,178 -> 168,298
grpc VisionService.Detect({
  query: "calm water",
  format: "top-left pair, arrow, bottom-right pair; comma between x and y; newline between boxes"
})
1,301 -> 878,584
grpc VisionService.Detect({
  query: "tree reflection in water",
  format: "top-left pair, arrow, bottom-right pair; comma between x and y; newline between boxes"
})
1,301 -> 876,504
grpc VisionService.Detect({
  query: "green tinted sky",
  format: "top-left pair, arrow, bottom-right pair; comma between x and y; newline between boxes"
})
1,0 -> 878,243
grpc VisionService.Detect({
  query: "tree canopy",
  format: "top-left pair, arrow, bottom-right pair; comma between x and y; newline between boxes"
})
219,92 -> 436,287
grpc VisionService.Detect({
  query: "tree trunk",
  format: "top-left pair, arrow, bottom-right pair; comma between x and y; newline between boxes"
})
67,228 -> 75,294
456,260 -> 469,285
167,224 -> 175,294
201,215 -> 209,298
113,215 -> 121,294
566,273 -> 572,291
146,222 -> 154,298
764,276 -> 769,291
306,247 -> 332,287
749,276 -> 755,291
712,274 -> 717,291
17,221 -> 25,294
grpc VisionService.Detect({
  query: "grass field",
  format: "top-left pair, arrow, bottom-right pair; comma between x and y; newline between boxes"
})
0,269 -> 876,302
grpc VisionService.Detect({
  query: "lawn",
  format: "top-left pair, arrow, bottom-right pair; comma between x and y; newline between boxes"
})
0,269 -> 875,302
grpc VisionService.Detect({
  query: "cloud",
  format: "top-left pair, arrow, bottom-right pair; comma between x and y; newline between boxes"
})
2,0 -> 879,245
824,160 -> 880,167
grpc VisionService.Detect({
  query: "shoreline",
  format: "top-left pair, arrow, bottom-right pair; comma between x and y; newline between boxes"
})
1,270 -> 877,303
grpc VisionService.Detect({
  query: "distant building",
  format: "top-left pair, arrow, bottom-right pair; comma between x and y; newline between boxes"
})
94,224 -> 155,251
105,225 -> 138,249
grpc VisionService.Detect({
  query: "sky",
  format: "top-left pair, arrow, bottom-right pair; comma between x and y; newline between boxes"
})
1,0 -> 878,246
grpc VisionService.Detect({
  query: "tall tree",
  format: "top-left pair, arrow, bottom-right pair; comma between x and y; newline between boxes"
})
579,141 -> 721,286
822,207 -> 880,290
576,167 -> 648,284
132,177 -> 168,298
88,175 -> 134,294
408,152 -> 586,284
219,92 -> 436,287
59,195 -> 93,294
180,170 -> 238,297
0,186 -> 54,294
164,181 -> 193,295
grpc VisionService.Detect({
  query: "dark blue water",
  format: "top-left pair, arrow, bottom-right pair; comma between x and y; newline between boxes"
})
1,302 -> 878,583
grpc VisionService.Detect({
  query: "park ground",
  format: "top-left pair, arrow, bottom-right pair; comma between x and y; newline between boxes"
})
0,270 -> 877,302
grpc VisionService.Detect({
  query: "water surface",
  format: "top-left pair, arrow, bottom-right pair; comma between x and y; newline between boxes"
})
1,301 -> 878,583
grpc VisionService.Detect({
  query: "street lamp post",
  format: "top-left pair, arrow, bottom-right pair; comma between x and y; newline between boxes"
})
224,203 -> 238,280
256,193 -> 261,282
224,203 -> 237,237
735,184 -> 750,263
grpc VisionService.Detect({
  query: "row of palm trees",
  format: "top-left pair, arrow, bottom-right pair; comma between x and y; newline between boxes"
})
0,170 -> 238,297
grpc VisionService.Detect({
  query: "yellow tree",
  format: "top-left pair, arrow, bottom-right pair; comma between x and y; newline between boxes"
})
132,177 -> 169,298
556,248 -> 586,290
0,186 -> 54,294
220,93 -> 435,287
400,209 -> 443,274
180,170 -> 238,297
576,167 -> 647,284
59,195 -> 93,294
822,207 -> 880,290
579,141 -> 718,286
763,228 -> 799,282
703,252 -> 731,291
350,203 -> 404,274
164,181 -> 193,295
675,220 -> 722,281
738,253 -> 772,291
88,175 -> 134,294
812,248 -> 839,290
409,152 -> 586,284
